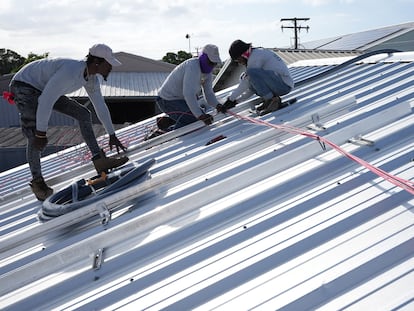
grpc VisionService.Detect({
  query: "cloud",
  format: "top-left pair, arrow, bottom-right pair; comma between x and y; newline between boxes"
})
301,0 -> 355,6
302,0 -> 331,6
0,0 -> 411,61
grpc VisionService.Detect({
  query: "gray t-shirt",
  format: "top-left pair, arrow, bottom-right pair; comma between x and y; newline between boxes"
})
12,58 -> 115,134
158,58 -> 220,117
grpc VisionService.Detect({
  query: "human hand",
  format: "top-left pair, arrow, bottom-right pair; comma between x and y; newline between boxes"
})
216,104 -> 226,113
217,98 -> 237,113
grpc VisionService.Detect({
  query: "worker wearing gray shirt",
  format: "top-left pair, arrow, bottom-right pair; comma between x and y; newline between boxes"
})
10,43 -> 128,201
217,39 -> 294,115
148,44 -> 222,139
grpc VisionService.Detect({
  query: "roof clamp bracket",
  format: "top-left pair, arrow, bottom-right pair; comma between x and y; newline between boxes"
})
92,248 -> 105,270
307,113 -> 326,131
96,202 -> 111,226
348,134 -> 375,146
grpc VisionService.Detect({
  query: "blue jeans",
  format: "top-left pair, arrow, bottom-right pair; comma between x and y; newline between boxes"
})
11,83 -> 101,179
247,68 -> 292,100
156,97 -> 198,130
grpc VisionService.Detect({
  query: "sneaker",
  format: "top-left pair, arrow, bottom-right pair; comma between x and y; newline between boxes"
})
258,96 -> 281,116
30,177 -> 53,201
92,150 -> 129,174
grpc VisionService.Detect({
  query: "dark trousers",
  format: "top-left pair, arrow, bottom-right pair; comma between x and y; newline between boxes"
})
156,97 -> 198,130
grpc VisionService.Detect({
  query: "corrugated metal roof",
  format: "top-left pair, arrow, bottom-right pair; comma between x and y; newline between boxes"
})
1,51 -> 414,310
274,49 -> 361,65
112,52 -> 177,73
68,72 -> 170,98
0,124 -> 127,148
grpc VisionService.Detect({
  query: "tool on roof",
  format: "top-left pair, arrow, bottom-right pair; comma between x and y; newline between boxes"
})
206,135 -> 227,145
38,158 -> 156,222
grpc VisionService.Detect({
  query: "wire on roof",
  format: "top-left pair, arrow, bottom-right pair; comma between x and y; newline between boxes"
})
228,110 -> 414,195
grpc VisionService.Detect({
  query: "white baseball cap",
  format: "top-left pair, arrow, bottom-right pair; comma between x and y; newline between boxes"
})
89,43 -> 122,66
202,44 -> 222,64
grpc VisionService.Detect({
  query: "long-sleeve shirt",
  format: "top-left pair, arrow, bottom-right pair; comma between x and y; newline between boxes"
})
158,58 -> 220,117
229,48 -> 294,102
11,58 -> 115,134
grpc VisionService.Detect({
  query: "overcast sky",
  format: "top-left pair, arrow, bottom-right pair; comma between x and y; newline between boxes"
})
1,0 -> 413,62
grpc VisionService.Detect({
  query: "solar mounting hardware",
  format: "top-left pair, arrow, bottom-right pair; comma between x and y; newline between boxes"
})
93,248 -> 104,270
348,135 -> 375,146
307,113 -> 326,131
96,202 -> 111,225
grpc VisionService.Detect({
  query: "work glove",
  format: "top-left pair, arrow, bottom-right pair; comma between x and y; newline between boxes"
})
216,104 -> 226,113
198,113 -> 214,125
33,130 -> 48,151
216,98 -> 237,113
109,134 -> 127,153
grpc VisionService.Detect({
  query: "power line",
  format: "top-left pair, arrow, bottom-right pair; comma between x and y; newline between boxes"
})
281,17 -> 310,49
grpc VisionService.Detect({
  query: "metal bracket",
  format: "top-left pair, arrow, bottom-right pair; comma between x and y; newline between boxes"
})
92,248 -> 104,270
96,202 -> 111,225
348,135 -> 375,146
307,113 -> 326,131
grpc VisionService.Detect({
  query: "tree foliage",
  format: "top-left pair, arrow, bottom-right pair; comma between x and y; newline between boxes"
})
0,49 -> 48,75
162,50 -> 193,65
21,52 -> 49,69
0,49 -> 24,75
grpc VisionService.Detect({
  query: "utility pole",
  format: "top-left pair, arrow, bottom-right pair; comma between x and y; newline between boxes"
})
281,17 -> 310,49
185,34 -> 191,54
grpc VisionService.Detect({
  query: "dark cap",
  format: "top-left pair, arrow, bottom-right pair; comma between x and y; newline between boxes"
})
229,39 -> 251,60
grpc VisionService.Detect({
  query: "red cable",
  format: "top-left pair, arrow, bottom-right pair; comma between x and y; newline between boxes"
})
227,110 -> 414,195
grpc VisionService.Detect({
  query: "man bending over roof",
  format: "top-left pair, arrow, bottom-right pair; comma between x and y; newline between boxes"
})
9,43 -> 128,201
146,44 -> 222,139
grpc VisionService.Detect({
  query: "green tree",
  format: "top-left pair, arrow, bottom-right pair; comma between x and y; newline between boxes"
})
0,49 -> 25,75
20,52 -> 49,70
0,49 -> 48,75
162,50 -> 193,65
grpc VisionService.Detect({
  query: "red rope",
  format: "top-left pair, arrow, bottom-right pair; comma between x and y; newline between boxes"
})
227,110 -> 414,195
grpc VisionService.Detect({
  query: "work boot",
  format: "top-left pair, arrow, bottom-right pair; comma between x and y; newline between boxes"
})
30,177 -> 53,201
257,96 -> 281,115
92,149 -> 129,174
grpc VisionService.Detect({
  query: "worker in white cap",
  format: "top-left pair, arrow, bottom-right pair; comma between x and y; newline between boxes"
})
9,43 -> 128,201
147,44 -> 222,139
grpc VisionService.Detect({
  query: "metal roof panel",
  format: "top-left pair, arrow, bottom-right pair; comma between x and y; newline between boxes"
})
67,72 -> 170,98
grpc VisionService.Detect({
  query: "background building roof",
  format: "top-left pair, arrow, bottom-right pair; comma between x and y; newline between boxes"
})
112,52 -> 176,72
